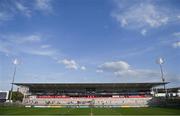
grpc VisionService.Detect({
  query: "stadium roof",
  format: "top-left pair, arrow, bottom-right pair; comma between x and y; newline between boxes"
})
14,82 -> 169,89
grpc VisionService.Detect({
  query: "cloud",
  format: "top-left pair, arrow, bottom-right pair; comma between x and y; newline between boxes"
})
114,69 -> 159,78
98,60 -> 160,78
0,34 -> 42,43
0,34 -> 42,44
23,48 -> 57,56
81,66 -> 86,71
121,18 -> 128,27
141,29 -> 147,36
112,3 -> 168,28
112,1 -> 179,34
0,0 -> 53,23
118,46 -> 155,58
98,61 -> 129,72
25,35 -> 42,42
15,35 -> 42,44
41,44 -> 51,48
14,1 -> 31,17
35,0 -> 53,13
58,59 -> 86,71
173,32 -> 180,38
96,69 -> 103,73
0,33 -> 56,57
172,41 -> 180,48
0,12 -> 12,22
178,15 -> 180,19
58,59 -> 78,70
0,33 -> 86,71
0,42 -> 11,54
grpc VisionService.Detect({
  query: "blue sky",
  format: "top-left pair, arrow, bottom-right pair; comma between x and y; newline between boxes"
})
0,0 -> 180,91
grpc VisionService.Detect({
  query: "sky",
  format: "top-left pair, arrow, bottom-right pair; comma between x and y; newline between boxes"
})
0,0 -> 180,91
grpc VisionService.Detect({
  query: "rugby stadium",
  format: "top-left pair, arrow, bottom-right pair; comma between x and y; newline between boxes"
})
1,82 -> 180,115
1,0 -> 180,115
14,82 -> 168,107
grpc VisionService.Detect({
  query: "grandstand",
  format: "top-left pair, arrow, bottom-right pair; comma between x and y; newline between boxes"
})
14,82 -> 168,107
155,87 -> 180,97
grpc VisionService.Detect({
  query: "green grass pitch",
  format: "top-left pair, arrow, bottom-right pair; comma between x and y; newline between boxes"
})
0,107 -> 180,115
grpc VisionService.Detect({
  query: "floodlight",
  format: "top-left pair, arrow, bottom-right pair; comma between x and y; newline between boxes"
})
156,57 -> 164,65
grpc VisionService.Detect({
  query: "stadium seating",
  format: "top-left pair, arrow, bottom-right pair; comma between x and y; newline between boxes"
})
23,96 -> 152,107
